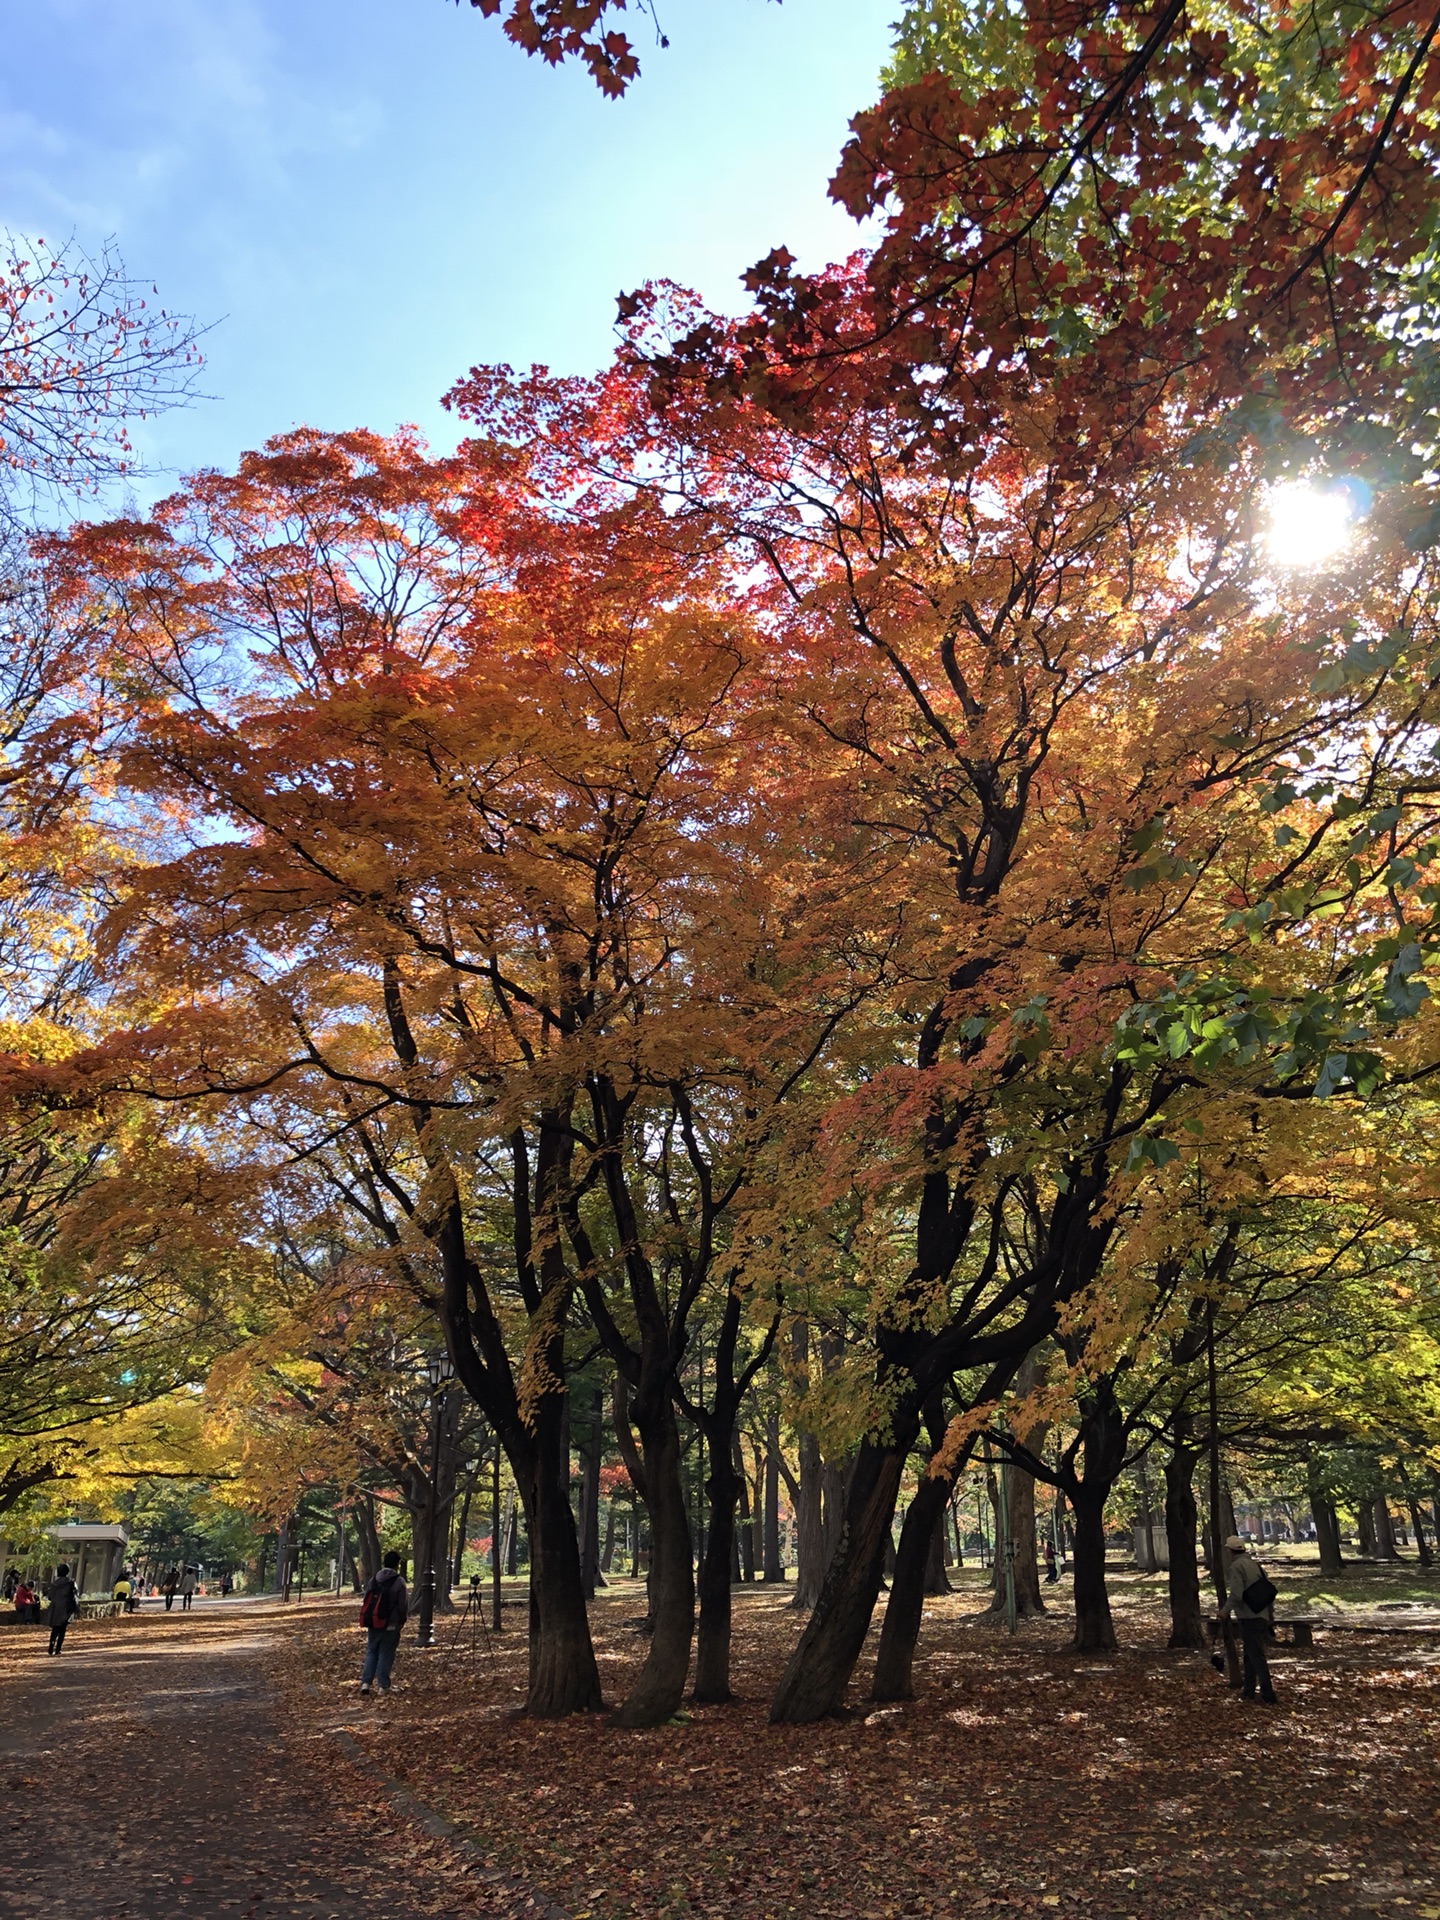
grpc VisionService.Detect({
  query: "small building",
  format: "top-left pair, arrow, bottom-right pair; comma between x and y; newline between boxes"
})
47,1524 -> 128,1597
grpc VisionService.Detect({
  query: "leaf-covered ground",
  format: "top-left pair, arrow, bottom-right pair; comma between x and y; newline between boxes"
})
0,1601 -> 543,1917
280,1563 -> 1440,1920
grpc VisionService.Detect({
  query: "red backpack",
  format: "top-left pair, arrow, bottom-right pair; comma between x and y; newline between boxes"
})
360,1575 -> 394,1630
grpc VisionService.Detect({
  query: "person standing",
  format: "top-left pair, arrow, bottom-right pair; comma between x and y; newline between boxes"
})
1221,1534 -> 1278,1704
358,1551 -> 410,1697
162,1567 -> 178,1611
13,1577 -> 37,1623
1044,1538 -> 1058,1583
46,1564 -> 79,1655
179,1566 -> 197,1611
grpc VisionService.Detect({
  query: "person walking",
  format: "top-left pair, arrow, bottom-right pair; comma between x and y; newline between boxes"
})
162,1567 -> 178,1611
1221,1534 -> 1278,1704
46,1564 -> 80,1655
179,1566 -> 197,1611
358,1551 -> 410,1697
1044,1538 -> 1058,1583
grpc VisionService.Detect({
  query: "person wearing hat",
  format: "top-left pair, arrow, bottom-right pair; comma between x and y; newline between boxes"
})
1221,1534 -> 1278,1704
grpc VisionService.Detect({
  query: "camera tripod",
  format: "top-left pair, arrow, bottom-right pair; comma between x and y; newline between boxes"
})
445,1574 -> 496,1671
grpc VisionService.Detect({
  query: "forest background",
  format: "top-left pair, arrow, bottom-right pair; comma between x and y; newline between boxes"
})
0,0 -> 1438,1739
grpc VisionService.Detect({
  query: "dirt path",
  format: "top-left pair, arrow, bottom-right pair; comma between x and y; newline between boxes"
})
0,1603 -> 490,1918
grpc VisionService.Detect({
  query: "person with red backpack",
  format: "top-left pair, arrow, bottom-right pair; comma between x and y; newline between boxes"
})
358,1551 -> 410,1696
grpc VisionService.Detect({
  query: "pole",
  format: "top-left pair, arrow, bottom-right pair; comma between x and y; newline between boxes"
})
417,1387 -> 444,1650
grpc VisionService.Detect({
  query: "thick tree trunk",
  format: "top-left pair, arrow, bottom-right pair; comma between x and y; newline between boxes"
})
612,1396 -> 693,1726
693,1427 -> 740,1703
522,1397 -> 605,1718
986,1351 -> 1046,1616
762,1410 -> 783,1581
1164,1440 -> 1206,1648
1358,1498 -> 1377,1557
770,1431 -> 912,1724
872,1463 -> 951,1701
1308,1458 -> 1344,1576
923,1509 -> 952,1595
1373,1495 -> 1400,1561
1070,1492 -> 1117,1651
354,1496 -> 381,1586
792,1429 -> 825,1608
1406,1494 -> 1432,1567
1067,1379 -> 1124,1652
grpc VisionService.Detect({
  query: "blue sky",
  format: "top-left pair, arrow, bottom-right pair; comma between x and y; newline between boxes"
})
1,0 -> 893,497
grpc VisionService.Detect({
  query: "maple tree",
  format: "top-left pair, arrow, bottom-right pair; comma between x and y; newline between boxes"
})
0,232 -> 202,528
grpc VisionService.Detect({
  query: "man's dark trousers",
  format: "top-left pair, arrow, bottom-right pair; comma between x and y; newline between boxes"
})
1238,1619 -> 1276,1700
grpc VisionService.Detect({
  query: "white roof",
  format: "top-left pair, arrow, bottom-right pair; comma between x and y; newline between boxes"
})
48,1523 -> 129,1544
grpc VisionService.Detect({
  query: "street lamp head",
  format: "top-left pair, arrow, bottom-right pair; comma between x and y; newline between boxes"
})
424,1349 -> 455,1391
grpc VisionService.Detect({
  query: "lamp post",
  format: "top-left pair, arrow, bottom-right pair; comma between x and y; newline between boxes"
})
415,1349 -> 455,1650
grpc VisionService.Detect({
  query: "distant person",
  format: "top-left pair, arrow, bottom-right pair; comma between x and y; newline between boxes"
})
46,1564 -> 80,1655
358,1551 -> 410,1697
220,1572 -> 233,1598
162,1568 -> 178,1611
1044,1539 -> 1058,1583
13,1578 -> 37,1623
113,1570 -> 133,1613
179,1566 -> 197,1611
1221,1533 -> 1279,1704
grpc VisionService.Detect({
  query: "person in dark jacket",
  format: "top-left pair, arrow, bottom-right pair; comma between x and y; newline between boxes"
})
1221,1534 -> 1277,1704
359,1552 -> 410,1696
46,1564 -> 79,1654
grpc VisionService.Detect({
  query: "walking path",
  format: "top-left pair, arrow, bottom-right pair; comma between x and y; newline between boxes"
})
0,1605 -> 486,1918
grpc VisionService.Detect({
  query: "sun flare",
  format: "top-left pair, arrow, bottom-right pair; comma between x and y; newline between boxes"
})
1264,482 -> 1355,570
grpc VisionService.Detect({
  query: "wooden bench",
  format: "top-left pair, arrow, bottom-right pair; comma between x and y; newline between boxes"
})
1210,1614 -> 1322,1650
1271,1616 -> 1321,1649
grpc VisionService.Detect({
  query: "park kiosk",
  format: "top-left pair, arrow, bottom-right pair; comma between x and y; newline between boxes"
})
47,1523 -> 129,1600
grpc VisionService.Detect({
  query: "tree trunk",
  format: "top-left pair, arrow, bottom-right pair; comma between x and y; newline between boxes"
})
1067,1379 -> 1125,1651
1070,1492 -> 1116,1651
762,1411 -> 783,1581
872,1462 -> 951,1701
1373,1495 -> 1400,1561
1164,1435 -> 1206,1648
987,1351 -> 1047,1616
354,1496 -> 381,1586
693,1423 -> 741,1703
612,1395 -> 693,1726
923,1509 -> 952,1594
599,1499 -> 616,1576
733,1433 -> 754,1583
770,1430 -> 913,1724
1136,1460 -> 1158,1572
792,1429 -> 825,1608
1358,1498 -> 1377,1557
579,1384 -> 604,1598
1307,1458 -> 1344,1576
1406,1494 -> 1432,1567
521,1394 -> 605,1718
